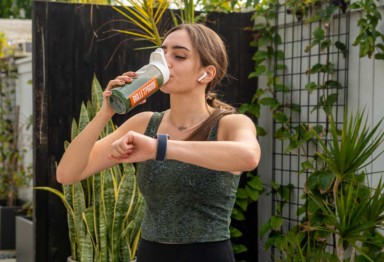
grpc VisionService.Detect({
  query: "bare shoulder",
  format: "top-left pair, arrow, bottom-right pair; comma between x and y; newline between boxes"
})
220,113 -> 255,128
117,111 -> 155,134
218,113 -> 256,140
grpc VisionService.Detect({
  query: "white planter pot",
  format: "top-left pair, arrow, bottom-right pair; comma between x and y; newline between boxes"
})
16,215 -> 34,262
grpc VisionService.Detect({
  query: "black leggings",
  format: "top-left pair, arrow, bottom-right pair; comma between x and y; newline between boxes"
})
136,238 -> 236,262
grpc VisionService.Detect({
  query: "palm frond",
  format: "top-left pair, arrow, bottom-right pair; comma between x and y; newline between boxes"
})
113,0 -> 170,47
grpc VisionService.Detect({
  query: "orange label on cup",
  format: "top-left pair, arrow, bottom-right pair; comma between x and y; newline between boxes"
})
128,77 -> 159,107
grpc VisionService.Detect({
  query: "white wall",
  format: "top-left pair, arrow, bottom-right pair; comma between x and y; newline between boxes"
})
0,19 -> 31,45
15,56 -> 33,202
348,9 -> 384,186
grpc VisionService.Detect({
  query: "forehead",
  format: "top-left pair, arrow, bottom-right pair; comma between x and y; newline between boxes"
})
162,29 -> 193,51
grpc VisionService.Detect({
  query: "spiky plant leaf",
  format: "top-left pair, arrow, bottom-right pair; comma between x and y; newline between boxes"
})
36,75 -> 143,261
113,0 -> 169,48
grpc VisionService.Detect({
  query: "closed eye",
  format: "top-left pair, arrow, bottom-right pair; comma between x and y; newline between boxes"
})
174,55 -> 186,60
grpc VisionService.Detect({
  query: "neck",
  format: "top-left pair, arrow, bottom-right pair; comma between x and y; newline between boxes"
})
168,109 -> 211,131
170,93 -> 209,116
168,95 -> 212,131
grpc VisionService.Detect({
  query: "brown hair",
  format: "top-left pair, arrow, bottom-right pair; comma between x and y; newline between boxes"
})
163,23 -> 236,141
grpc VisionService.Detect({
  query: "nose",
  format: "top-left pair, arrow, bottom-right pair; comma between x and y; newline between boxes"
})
164,53 -> 172,68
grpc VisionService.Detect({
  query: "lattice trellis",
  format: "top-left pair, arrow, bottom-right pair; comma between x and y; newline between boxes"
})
270,2 -> 350,259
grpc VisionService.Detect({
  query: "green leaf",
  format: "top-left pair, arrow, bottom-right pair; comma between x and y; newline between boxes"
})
236,188 -> 249,199
247,175 -> 264,190
239,103 -> 260,118
280,184 -> 293,202
275,50 -> 284,60
232,244 -> 248,254
275,83 -> 290,92
318,172 -> 335,193
236,198 -> 248,211
301,160 -> 314,171
290,103 -> 301,113
256,125 -> 267,136
313,27 -> 325,41
324,80 -> 343,89
307,63 -> 323,74
320,39 -> 331,50
305,171 -> 335,194
305,171 -> 321,191
78,103 -> 90,133
305,81 -> 318,92
270,216 -> 283,230
274,127 -> 291,140
245,185 -> 260,201
335,41 -> 347,57
374,53 -> 384,60
254,64 -> 267,76
259,97 -> 277,106
231,207 -> 246,221
230,227 -> 243,238
252,50 -> 268,63
276,63 -> 287,71
273,111 -> 288,123
249,71 -> 259,78
259,222 -> 272,238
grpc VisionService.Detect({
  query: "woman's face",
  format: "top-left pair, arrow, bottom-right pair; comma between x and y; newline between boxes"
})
160,29 -> 204,94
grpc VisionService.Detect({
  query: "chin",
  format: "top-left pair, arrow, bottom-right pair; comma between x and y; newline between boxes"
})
159,86 -> 171,94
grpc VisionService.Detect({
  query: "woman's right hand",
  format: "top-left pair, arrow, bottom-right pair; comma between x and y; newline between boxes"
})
101,71 -> 137,116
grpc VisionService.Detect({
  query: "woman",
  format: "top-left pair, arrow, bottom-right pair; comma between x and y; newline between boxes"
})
57,23 -> 261,262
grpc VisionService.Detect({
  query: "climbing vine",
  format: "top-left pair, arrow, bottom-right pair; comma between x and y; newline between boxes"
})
241,0 -> 384,261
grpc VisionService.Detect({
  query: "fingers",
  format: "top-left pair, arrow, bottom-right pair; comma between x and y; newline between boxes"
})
110,136 -> 134,160
105,79 -> 127,92
122,71 -> 136,78
105,72 -> 137,92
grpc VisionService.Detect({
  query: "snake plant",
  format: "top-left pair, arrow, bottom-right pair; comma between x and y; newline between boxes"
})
36,75 -> 144,262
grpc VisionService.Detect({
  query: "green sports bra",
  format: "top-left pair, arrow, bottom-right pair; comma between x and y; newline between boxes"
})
136,112 -> 240,243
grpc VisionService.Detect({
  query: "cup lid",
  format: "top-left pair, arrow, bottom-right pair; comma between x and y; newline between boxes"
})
149,48 -> 170,84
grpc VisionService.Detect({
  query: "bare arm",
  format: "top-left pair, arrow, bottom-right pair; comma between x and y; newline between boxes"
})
166,114 -> 260,172
56,72 -> 151,185
56,111 -> 152,185
56,110 -> 113,184
110,114 -> 261,173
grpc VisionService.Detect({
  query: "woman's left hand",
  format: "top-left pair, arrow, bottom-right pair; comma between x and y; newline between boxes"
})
108,131 -> 157,163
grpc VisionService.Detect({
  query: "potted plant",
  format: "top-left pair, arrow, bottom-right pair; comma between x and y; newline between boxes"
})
301,109 -> 384,261
36,76 -> 144,262
0,31 -> 32,250
261,109 -> 384,261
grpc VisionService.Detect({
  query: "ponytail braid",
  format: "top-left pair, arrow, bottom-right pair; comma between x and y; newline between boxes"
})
185,92 -> 236,141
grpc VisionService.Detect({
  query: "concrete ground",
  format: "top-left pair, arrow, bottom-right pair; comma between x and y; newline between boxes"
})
0,250 -> 16,262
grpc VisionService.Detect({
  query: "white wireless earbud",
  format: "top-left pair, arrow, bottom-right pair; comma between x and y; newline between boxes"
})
197,72 -> 208,82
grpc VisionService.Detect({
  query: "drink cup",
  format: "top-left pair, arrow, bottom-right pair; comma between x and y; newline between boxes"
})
108,48 -> 170,114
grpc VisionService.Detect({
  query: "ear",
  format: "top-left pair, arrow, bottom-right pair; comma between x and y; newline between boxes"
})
199,65 -> 216,83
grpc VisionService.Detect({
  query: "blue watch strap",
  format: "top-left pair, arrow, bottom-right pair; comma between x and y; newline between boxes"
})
155,134 -> 169,161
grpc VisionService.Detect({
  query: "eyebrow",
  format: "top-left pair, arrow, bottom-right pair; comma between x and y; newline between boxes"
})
161,45 -> 191,51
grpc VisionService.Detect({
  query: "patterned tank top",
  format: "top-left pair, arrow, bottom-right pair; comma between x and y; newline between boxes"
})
136,112 -> 240,243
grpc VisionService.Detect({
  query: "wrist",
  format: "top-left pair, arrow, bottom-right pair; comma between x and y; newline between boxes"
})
96,110 -> 114,121
155,134 -> 169,161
